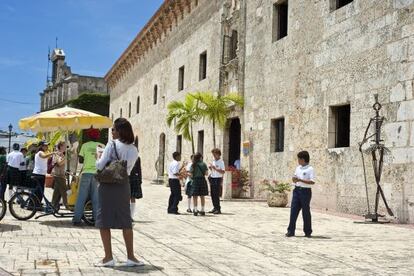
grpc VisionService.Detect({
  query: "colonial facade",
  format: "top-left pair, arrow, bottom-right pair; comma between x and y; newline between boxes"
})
106,0 -> 414,223
40,48 -> 108,111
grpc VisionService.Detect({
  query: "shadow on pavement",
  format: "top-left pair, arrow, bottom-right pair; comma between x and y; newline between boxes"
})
134,220 -> 154,224
0,223 -> 22,233
112,264 -> 164,273
0,267 -> 13,275
300,235 -> 332,239
39,220 -> 94,229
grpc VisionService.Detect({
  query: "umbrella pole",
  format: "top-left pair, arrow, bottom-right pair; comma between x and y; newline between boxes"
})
65,131 -> 69,172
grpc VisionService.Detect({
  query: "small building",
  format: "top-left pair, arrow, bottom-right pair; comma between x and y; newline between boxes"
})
40,48 -> 108,111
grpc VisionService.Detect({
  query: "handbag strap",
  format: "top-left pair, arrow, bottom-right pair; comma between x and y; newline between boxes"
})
196,163 -> 205,175
112,141 -> 120,161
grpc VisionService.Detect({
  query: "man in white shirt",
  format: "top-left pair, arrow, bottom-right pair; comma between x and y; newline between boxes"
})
167,152 -> 183,214
234,159 -> 241,170
208,148 -> 225,214
286,151 -> 315,238
6,143 -> 25,191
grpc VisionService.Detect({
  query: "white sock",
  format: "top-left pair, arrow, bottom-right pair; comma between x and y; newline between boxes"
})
130,203 -> 136,219
188,198 -> 192,209
201,206 -> 205,212
193,206 -> 198,212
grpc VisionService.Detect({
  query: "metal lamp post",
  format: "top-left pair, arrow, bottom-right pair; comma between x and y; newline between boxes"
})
8,124 -> 12,153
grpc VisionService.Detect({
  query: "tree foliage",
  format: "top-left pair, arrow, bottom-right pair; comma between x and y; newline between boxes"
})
166,94 -> 201,154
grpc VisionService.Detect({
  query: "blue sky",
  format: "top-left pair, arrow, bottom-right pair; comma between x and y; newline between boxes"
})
0,0 -> 163,132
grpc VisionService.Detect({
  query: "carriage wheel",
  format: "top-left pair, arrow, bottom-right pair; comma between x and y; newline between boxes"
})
8,191 -> 37,220
82,200 -> 94,226
0,198 -> 6,221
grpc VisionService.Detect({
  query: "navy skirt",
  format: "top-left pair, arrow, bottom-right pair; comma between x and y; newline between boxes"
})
190,177 -> 208,196
95,181 -> 132,229
185,180 -> 192,196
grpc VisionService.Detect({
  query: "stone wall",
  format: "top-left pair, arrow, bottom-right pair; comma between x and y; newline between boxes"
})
108,0 -> 414,222
244,0 -> 414,222
109,0 -> 224,180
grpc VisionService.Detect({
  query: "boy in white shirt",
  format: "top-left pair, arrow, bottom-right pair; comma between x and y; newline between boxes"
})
286,151 -> 315,238
167,152 -> 183,214
6,143 -> 25,195
208,148 -> 225,214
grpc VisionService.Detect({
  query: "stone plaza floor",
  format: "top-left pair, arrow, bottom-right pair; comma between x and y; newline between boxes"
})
0,181 -> 413,276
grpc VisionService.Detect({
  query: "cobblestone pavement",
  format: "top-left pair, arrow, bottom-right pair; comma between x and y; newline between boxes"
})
0,181 -> 413,276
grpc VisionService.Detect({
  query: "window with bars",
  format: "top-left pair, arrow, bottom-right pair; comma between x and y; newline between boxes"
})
230,30 -> 238,60
331,0 -> 353,10
153,85 -> 158,105
272,1 -> 288,42
199,51 -> 207,81
328,104 -> 351,148
178,66 -> 185,91
176,135 -> 182,154
197,130 -> 204,155
271,118 -> 285,152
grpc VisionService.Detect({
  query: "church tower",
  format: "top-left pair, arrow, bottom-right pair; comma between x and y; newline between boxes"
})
50,48 -> 66,84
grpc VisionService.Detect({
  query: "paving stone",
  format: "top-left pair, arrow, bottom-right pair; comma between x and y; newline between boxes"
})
0,182 -> 413,275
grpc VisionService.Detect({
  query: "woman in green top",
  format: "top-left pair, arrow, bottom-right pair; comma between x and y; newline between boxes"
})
0,147 -> 7,200
190,152 -> 208,216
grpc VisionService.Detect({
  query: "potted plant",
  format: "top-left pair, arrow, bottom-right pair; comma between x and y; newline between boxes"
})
229,167 -> 250,198
238,168 -> 250,198
260,179 -> 291,207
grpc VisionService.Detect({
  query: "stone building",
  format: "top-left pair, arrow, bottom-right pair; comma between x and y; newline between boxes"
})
105,0 -> 414,223
40,48 -> 108,111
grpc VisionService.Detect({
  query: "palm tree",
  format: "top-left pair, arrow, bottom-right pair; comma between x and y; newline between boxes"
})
166,94 -> 201,154
192,92 -> 244,148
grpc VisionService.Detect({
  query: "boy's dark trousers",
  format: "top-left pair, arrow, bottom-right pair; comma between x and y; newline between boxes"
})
208,177 -> 222,211
167,179 -> 182,213
287,187 -> 312,235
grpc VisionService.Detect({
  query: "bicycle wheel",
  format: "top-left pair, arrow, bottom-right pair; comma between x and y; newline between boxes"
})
8,191 -> 37,220
81,200 -> 94,226
0,198 -> 6,221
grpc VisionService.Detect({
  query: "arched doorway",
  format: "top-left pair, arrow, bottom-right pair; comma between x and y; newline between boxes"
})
158,133 -> 166,178
228,118 -> 241,167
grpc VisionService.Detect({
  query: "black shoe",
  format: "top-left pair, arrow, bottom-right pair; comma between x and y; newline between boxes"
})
285,232 -> 295,237
199,211 -> 205,216
72,221 -> 82,227
305,234 -> 312,238
193,211 -> 198,216
168,211 -> 180,215
208,209 -> 216,213
186,208 -> 192,213
213,210 -> 221,214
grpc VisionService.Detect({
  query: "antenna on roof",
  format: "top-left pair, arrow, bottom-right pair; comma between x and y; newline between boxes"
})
55,37 -> 58,48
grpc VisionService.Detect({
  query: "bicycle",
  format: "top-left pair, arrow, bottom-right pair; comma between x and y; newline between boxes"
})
8,182 -> 94,226
0,197 -> 6,221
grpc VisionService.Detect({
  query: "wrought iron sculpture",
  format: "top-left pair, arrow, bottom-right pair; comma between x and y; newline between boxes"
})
359,94 -> 394,222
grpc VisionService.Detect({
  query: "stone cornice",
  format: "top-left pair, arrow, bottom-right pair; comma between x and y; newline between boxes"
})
105,0 -> 199,90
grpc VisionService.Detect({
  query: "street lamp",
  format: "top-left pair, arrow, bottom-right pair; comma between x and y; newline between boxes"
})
8,124 -> 12,153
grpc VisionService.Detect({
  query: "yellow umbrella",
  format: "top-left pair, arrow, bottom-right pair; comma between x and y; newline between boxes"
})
19,106 -> 112,172
19,106 -> 112,132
